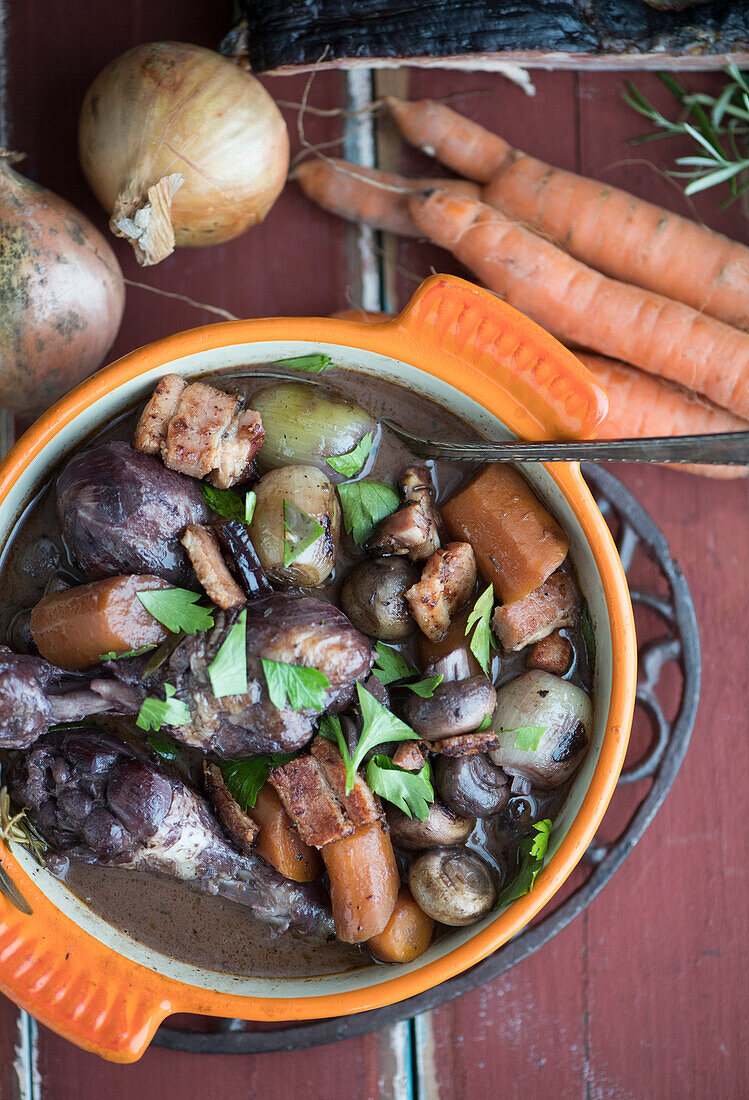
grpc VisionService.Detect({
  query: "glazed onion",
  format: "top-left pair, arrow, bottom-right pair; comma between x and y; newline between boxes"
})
0,151 -> 124,412
78,42 -> 290,266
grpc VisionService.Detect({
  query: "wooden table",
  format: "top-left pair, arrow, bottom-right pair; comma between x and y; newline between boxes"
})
1,3 -> 748,1097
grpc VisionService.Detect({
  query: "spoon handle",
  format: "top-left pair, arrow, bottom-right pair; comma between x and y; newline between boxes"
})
382,423 -> 749,465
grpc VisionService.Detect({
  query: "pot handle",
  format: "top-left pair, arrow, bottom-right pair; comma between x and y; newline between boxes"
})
387,274 -> 608,441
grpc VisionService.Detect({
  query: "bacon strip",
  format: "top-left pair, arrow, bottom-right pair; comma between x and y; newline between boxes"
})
405,541 -> 477,641
202,760 -> 259,854
180,525 -> 245,610
269,756 -> 354,848
311,736 -> 382,826
491,569 -> 579,652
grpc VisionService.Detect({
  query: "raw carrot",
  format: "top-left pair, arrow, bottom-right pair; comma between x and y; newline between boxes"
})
408,190 -> 749,420
321,820 -> 399,943
251,785 -> 323,883
441,465 -> 569,604
294,158 -> 479,238
577,351 -> 749,480
386,97 -> 508,183
368,886 -> 434,963
389,97 -> 749,332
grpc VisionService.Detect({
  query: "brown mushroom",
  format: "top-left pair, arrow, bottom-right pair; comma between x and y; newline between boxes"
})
408,847 -> 497,926
386,800 -> 475,850
339,557 -> 418,641
435,754 -> 509,818
400,676 -> 497,741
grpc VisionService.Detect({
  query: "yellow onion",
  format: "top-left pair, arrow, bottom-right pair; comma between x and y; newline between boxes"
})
78,42 -> 289,266
0,151 -> 124,412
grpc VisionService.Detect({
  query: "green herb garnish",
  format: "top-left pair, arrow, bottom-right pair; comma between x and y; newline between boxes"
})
146,733 -> 180,761
366,756 -> 434,821
282,499 -> 325,566
495,819 -> 552,908
337,480 -> 399,546
404,674 -> 444,698
137,588 -> 214,636
208,609 -> 247,699
326,431 -> 374,478
136,684 -> 190,732
476,714 -> 493,733
277,353 -> 331,374
219,753 -> 296,811
318,685 -> 418,793
371,642 -> 412,686
245,491 -> 257,524
201,483 -> 246,523
512,726 -> 547,752
581,601 -> 596,669
261,658 -> 331,711
98,644 -> 157,662
465,583 -> 494,676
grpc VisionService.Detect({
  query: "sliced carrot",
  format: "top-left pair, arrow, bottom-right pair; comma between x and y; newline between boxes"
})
29,574 -> 169,670
408,190 -> 749,420
578,352 -> 749,480
295,158 -> 479,237
368,886 -> 434,963
321,820 -> 399,943
442,465 -> 569,604
250,785 -> 322,883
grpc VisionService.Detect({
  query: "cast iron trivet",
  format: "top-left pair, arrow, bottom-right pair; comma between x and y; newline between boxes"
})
153,464 -> 700,1054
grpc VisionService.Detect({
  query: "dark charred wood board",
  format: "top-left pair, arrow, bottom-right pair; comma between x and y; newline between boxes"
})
226,0 -> 749,71
2,0 -> 749,1096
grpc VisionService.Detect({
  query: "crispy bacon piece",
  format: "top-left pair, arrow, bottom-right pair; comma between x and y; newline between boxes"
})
367,465 -> 442,562
405,541 -> 477,642
525,630 -> 574,675
391,740 -> 428,772
491,569 -> 579,652
202,759 -> 259,855
180,525 -> 246,610
269,756 -> 354,848
428,729 -> 504,756
134,374 -> 265,488
311,736 -> 383,826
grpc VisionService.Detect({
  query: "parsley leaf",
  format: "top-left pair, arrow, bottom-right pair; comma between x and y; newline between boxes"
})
201,483 -> 245,522
495,819 -> 552,909
98,644 -> 156,661
326,431 -> 374,478
366,755 -> 434,821
581,600 -> 596,669
476,714 -> 492,732
136,684 -> 190,732
137,588 -> 214,635
337,480 -> 399,546
318,686 -> 418,794
262,658 -> 331,711
371,642 -> 413,686
512,726 -> 547,751
404,674 -> 443,698
208,610 -> 247,699
465,583 -> 494,676
277,353 -> 331,374
282,499 -> 324,566
219,753 -> 296,811
146,733 -> 180,761
245,491 -> 257,524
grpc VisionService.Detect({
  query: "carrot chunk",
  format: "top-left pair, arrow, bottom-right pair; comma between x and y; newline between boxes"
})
368,886 -> 434,963
441,466 -> 569,604
250,785 -> 322,883
322,820 -> 399,943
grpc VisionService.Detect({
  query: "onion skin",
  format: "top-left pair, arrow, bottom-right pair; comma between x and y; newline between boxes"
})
79,42 -> 290,266
0,154 -> 124,412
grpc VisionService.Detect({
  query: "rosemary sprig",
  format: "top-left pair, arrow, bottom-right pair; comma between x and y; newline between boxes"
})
0,785 -> 47,864
624,66 -> 749,207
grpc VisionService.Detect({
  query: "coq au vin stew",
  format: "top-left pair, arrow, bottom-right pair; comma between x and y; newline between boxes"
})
0,360 -> 594,975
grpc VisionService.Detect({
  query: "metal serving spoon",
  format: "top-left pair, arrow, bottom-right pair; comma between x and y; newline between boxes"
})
382,423 -> 749,466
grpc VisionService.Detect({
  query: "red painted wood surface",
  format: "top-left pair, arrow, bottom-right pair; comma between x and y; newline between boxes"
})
1,2 -> 748,1098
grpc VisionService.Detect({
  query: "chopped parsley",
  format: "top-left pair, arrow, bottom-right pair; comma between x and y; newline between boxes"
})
136,684 -> 190,732
219,753 -> 296,811
146,733 -> 180,761
245,490 -> 257,524
98,644 -> 156,661
337,480 -> 399,546
512,726 -> 547,752
282,499 -> 324,566
366,755 -> 434,821
277,353 -> 331,374
476,714 -> 493,732
261,658 -> 331,711
201,483 -> 246,523
404,674 -> 444,698
371,642 -> 412,686
465,583 -> 495,676
318,685 -> 418,793
208,610 -> 247,699
137,588 -> 214,635
326,431 -> 374,478
495,819 -> 552,909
